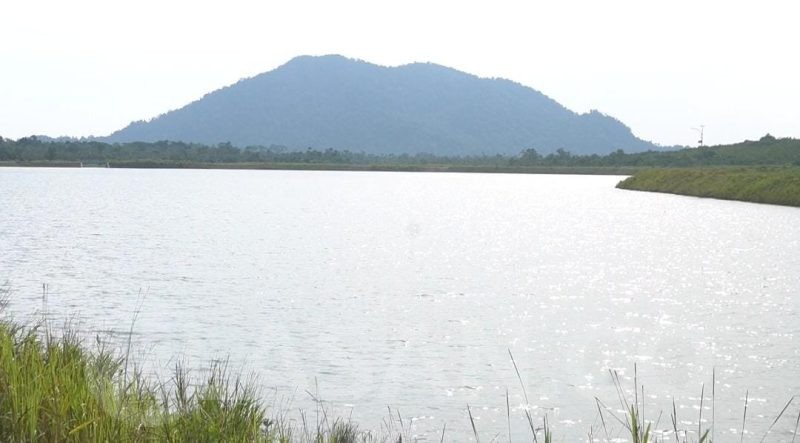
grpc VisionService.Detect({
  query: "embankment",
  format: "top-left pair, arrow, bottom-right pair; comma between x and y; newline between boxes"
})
616,167 -> 800,207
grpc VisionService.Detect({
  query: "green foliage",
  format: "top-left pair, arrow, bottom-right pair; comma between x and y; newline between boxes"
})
617,167 -> 800,207
0,320 -> 269,441
2,135 -> 798,171
0,313 -> 388,442
628,405 -> 653,443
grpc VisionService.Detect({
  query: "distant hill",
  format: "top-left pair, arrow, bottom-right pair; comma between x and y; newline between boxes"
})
105,55 -> 660,156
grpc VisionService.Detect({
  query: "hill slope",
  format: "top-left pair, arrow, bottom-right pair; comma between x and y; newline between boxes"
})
106,55 -> 658,155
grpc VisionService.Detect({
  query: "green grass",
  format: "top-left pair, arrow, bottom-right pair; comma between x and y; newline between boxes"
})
0,311 -> 390,442
0,321 -> 270,441
1,305 -> 797,442
616,167 -> 800,207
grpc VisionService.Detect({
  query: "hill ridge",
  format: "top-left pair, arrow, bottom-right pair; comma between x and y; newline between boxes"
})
105,55 -> 658,155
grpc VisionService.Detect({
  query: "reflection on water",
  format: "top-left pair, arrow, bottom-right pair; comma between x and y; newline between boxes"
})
1,167 -> 798,440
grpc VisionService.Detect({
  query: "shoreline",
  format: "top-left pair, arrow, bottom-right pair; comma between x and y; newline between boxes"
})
0,160 -> 639,175
3,312 -> 792,442
616,166 -> 800,207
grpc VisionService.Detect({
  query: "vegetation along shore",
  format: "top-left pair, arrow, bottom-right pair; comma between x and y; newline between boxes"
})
1,134 -> 798,173
617,166 -> 800,207
2,299 -> 799,441
2,133 -> 799,206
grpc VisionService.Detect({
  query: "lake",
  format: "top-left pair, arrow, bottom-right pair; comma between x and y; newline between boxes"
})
1,167 -> 798,441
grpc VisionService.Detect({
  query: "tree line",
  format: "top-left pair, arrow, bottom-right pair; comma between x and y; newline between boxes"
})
0,135 -> 797,168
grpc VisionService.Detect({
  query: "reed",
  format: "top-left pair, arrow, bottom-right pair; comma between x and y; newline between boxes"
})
0,299 -> 797,442
0,312 -> 398,442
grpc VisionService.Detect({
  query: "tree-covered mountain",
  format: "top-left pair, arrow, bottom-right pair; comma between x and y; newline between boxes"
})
105,55 -> 659,155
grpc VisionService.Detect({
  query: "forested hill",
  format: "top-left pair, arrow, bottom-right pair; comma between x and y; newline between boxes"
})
105,55 -> 658,156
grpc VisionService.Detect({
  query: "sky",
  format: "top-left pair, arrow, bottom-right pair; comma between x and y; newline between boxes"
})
1,0 -> 798,147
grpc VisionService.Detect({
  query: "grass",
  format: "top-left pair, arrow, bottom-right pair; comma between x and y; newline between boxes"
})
616,166 -> 800,207
0,300 -> 388,442
1,295 -> 798,442
0,320 -> 271,441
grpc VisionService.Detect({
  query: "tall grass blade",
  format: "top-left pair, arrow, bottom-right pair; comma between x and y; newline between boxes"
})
741,389 -> 749,443
506,387 -> 511,443
671,398 -> 679,441
792,405 -> 800,443
595,398 -> 611,441
712,368 -> 716,443
699,383 -> 705,443
760,396 -> 795,442
525,409 -> 539,443
508,349 -> 529,405
467,404 -> 480,443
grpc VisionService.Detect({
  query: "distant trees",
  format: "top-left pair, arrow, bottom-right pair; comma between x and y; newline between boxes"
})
518,148 -> 541,165
0,135 -> 797,168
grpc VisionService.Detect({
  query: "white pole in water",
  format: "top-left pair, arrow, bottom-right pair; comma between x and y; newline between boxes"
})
692,125 -> 705,147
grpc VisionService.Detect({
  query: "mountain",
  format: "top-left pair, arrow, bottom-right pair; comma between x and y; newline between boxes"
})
105,55 -> 659,155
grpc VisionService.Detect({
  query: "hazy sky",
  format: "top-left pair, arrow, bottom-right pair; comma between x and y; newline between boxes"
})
2,0 -> 798,147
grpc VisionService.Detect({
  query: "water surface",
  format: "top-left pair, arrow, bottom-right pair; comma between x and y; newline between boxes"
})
1,168 -> 798,440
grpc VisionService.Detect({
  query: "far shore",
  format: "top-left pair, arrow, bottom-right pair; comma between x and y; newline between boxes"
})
0,160 -> 640,175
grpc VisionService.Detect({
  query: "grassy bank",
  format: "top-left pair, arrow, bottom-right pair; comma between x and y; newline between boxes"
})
616,167 -> 800,207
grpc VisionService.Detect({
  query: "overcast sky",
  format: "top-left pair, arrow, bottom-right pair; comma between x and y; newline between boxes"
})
1,0 -> 798,147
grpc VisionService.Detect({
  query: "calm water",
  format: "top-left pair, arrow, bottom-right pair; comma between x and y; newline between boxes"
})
1,167 -> 798,441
